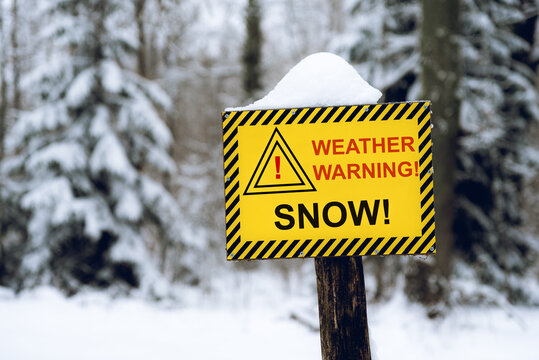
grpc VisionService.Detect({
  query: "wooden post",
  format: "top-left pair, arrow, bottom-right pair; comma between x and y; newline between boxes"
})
315,257 -> 371,360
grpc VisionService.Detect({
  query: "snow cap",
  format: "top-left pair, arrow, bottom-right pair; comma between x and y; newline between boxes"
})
227,52 -> 382,111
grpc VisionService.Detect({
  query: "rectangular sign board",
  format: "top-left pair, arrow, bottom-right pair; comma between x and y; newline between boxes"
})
222,101 -> 436,260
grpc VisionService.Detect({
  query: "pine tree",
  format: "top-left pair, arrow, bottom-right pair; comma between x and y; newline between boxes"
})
335,0 -> 421,102
336,0 -> 539,304
0,0 -> 8,276
2,0 -> 188,295
242,0 -> 263,101
454,0 -> 539,303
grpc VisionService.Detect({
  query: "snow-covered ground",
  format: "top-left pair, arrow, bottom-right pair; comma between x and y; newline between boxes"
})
369,295 -> 538,360
1,279 -> 538,360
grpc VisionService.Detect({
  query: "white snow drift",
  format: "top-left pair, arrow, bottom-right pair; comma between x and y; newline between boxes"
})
228,52 -> 382,111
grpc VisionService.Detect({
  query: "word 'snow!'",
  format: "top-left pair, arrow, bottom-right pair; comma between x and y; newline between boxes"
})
222,101 -> 436,261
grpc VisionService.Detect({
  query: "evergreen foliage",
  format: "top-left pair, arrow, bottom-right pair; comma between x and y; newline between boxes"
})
455,0 -> 539,302
0,0 -> 536,306
0,0 -> 187,295
335,0 -> 420,102
337,0 -> 539,303
0,0 -> 11,287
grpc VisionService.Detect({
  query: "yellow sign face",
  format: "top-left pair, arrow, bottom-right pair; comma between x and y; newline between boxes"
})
222,102 -> 436,260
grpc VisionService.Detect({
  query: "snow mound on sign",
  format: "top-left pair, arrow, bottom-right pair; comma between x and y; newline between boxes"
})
228,52 -> 382,111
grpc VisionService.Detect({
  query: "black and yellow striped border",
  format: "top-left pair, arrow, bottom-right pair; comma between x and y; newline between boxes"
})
222,101 -> 436,261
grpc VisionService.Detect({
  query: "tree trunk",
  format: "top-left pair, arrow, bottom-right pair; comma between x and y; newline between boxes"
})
420,0 -> 460,279
328,0 -> 344,33
242,0 -> 263,100
135,0 -> 147,78
10,0 -> 21,110
315,257 -> 371,360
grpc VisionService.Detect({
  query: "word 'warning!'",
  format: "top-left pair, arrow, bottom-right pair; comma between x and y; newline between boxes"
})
222,101 -> 436,261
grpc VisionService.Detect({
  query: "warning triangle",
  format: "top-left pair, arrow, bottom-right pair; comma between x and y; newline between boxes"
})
244,128 -> 316,195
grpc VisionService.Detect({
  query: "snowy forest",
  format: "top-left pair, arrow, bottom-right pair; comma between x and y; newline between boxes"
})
0,0 -> 538,358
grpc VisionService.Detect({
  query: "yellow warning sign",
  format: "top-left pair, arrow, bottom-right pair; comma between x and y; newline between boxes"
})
222,102 -> 436,260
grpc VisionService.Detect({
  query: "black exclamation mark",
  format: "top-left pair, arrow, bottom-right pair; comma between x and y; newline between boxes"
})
383,199 -> 389,224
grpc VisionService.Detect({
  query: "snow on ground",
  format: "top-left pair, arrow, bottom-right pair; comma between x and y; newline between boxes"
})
1,282 -> 538,360
369,292 -> 538,360
227,52 -> 382,111
0,282 -> 320,360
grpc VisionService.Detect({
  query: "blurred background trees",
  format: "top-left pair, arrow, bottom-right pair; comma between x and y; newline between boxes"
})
335,0 -> 538,308
453,0 -> 539,304
0,0 -> 537,308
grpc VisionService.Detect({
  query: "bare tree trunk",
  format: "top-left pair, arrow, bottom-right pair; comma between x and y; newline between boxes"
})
135,0 -> 147,78
242,0 -> 263,101
328,0 -> 344,33
315,257 -> 371,360
421,0 -> 460,279
10,0 -> 21,110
